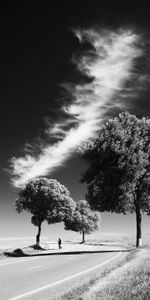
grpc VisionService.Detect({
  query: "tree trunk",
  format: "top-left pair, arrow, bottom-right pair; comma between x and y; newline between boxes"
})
136,204 -> 142,248
36,223 -> 41,247
82,230 -> 85,243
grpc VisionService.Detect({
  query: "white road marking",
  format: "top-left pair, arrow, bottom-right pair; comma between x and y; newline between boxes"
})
8,251 -> 121,300
28,265 -> 42,270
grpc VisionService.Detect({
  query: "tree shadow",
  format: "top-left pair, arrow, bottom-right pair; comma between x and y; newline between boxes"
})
29,244 -> 45,250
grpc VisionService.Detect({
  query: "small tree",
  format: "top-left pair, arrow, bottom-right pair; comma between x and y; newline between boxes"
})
64,200 -> 101,243
79,112 -> 150,247
15,177 -> 76,247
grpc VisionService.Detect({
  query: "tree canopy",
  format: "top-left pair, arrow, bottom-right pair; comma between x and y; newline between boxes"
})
64,199 -> 101,242
79,112 -> 150,247
16,177 -> 76,247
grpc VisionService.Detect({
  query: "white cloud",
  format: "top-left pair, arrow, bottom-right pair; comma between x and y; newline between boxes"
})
10,28 -> 143,188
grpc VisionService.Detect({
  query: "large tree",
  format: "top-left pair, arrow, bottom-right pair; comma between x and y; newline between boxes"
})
79,112 -> 150,247
15,177 -> 76,247
64,200 -> 101,243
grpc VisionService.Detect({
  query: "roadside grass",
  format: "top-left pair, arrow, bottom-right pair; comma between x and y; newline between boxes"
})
56,236 -> 150,300
83,248 -> 150,300
55,250 -> 134,300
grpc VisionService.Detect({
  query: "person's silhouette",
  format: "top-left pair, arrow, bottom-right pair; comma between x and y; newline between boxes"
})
58,238 -> 62,249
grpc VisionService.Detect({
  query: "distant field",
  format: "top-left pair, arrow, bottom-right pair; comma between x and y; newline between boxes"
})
82,234 -> 150,250
0,233 -> 150,251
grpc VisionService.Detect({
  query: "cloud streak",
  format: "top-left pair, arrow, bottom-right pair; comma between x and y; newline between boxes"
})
10,27 -> 144,187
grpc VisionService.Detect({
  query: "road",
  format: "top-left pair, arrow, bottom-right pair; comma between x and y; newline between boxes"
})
0,251 -> 121,300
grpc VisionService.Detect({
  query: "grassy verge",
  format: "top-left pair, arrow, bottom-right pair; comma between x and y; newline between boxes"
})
83,248 -> 150,300
57,249 -> 150,300
55,250 -> 133,300
56,236 -> 150,300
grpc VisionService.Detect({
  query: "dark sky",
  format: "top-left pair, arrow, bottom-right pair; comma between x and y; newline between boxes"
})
1,1 -> 150,238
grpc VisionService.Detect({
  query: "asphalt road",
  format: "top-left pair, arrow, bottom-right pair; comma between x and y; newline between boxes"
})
0,251 -> 121,300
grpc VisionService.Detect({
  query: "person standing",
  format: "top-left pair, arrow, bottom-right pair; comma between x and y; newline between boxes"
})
58,238 -> 62,249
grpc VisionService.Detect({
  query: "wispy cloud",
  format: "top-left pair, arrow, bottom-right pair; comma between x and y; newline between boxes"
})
10,27 -> 144,188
